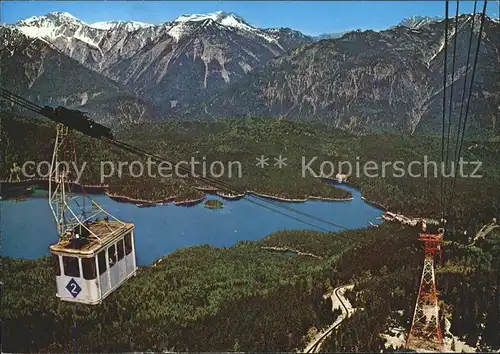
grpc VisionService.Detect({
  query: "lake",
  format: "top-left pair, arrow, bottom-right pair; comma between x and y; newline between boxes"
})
1,184 -> 383,265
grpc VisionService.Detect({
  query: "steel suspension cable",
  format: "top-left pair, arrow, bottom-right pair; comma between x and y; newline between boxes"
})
443,0 -> 461,213
0,89 -> 43,113
446,1 -> 488,221
440,0 -> 450,224
106,140 -> 338,234
0,88 -> 362,241
105,138 -> 354,234
0,92 -> 41,114
446,2 -> 478,223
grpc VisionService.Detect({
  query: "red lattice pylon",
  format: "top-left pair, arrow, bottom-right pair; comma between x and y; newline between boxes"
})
407,233 -> 443,350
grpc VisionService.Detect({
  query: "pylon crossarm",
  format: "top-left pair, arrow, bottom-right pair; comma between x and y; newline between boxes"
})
48,122 -> 106,243
90,200 -> 126,226
64,205 -> 102,242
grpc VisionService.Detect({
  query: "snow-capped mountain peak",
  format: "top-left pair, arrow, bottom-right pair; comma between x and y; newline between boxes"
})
17,11 -> 83,26
13,12 -> 91,43
47,11 -> 81,21
397,16 -> 442,29
12,10 -> 277,42
174,11 -> 246,25
89,20 -> 153,32
172,11 -> 261,34
169,11 -> 277,43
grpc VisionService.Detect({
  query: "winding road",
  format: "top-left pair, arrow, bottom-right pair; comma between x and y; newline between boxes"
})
304,285 -> 353,353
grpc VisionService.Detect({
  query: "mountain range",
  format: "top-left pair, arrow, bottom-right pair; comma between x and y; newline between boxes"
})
1,12 -> 498,136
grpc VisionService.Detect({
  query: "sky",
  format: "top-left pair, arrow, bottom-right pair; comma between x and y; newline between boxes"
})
1,1 -> 498,35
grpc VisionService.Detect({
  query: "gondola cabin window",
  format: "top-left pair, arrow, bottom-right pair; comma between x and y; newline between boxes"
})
108,244 -> 117,267
63,256 -> 80,277
125,233 -> 133,255
53,255 -> 61,276
98,250 -> 107,275
117,239 -> 125,261
82,257 -> 97,280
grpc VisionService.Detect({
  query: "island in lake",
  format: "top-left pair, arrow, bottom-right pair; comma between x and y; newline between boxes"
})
204,199 -> 224,209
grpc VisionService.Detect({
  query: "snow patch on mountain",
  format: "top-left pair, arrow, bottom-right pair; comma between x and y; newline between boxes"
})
172,11 -> 277,43
13,10 -> 282,45
397,16 -> 442,29
163,22 -> 191,41
13,12 -> 104,50
18,11 -> 81,25
89,21 -> 153,31
14,12 -> 82,39
174,11 -> 245,25
13,22 -> 59,39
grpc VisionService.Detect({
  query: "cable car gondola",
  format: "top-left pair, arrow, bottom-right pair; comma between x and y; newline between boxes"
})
48,123 -> 137,305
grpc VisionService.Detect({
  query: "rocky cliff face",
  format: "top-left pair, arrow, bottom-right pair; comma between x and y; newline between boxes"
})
396,16 -> 443,29
0,26 -> 157,123
3,12 -> 498,136
8,11 -> 313,113
187,15 -> 499,136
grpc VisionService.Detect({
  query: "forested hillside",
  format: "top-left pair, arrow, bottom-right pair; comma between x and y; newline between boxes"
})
4,12 -> 499,137
0,27 -> 156,124
2,223 -> 499,351
321,228 -> 500,352
1,116 -> 498,352
186,16 -> 499,137
1,225 -> 384,352
2,115 -> 499,232
2,8 -> 498,353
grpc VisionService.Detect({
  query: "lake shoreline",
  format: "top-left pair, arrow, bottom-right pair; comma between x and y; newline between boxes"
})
173,196 -> 206,207
105,190 -> 353,207
0,179 -> 109,200
361,196 -> 387,211
106,193 -> 178,205
317,176 -> 387,211
216,192 -> 245,200
247,190 -> 353,203
1,178 -> 386,213
3,185 -> 386,266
